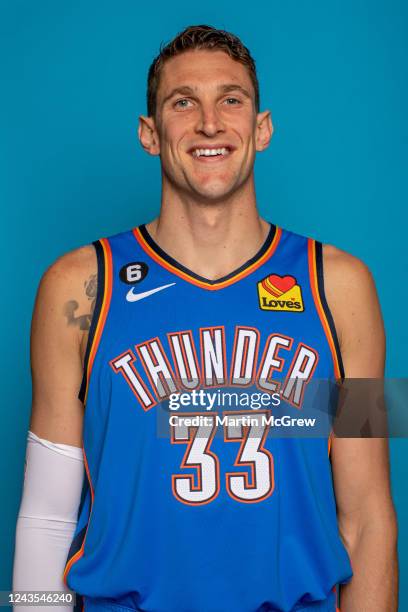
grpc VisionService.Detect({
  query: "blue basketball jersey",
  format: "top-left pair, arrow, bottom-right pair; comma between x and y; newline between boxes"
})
63,222 -> 353,612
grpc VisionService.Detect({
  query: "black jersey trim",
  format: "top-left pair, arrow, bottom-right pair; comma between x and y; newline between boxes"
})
315,241 -> 345,381
138,222 -> 277,285
73,593 -> 84,612
78,240 -> 105,403
65,524 -> 87,571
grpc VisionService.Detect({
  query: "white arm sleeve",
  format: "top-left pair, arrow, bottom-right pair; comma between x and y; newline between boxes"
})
12,431 -> 85,611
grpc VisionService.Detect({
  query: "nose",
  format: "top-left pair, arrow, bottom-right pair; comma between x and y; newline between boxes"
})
195,103 -> 225,137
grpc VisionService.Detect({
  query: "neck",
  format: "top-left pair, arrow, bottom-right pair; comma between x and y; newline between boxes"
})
145,178 -> 271,281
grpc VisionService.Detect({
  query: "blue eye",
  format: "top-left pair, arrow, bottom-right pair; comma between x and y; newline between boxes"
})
224,97 -> 240,105
175,99 -> 192,108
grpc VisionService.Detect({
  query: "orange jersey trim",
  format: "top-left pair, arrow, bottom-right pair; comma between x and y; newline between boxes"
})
308,239 -> 343,458
82,238 -> 113,404
328,432 -> 333,456
62,446 -> 95,589
132,226 -> 282,290
308,239 -> 342,379
64,239 -> 112,594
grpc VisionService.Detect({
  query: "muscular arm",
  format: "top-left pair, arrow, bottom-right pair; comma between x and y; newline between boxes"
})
323,245 -> 398,611
13,245 -> 97,603
29,245 -> 97,443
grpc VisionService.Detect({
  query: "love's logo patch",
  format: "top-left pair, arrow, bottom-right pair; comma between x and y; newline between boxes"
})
257,274 -> 304,312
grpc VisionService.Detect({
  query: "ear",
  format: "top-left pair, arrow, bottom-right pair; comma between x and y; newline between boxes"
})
255,110 -> 273,152
138,115 -> 160,156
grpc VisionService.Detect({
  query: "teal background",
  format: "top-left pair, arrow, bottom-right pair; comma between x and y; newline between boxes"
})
1,0 -> 407,606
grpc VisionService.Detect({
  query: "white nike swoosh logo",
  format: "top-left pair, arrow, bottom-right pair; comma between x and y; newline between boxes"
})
126,283 -> 176,302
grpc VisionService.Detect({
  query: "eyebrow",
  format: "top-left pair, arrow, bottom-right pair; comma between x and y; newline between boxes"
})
161,83 -> 253,106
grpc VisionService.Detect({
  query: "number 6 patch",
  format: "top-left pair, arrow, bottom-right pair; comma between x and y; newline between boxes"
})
119,262 -> 149,284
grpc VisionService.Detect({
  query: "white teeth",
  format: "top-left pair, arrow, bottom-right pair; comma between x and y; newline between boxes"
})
193,147 -> 229,158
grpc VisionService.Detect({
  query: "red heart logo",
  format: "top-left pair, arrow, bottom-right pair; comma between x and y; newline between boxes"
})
261,274 -> 296,297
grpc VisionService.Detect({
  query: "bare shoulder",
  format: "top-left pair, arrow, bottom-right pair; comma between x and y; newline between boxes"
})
31,243 -> 98,377
322,243 -> 375,291
39,243 -> 97,299
29,244 -> 98,444
321,243 -> 385,376
35,244 -> 98,332
321,244 -> 380,317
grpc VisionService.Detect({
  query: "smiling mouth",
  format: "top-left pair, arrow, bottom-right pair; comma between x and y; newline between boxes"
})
190,147 -> 232,160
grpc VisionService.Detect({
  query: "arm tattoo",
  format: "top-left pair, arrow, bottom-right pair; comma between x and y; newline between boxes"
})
63,273 -> 97,330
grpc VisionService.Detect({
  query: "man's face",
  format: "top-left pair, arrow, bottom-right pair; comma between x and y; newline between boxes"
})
142,49 -> 272,202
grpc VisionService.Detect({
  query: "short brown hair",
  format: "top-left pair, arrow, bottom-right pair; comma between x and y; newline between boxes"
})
147,24 -> 260,117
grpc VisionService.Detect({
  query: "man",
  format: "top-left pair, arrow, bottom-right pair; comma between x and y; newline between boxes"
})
13,24 -> 397,612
